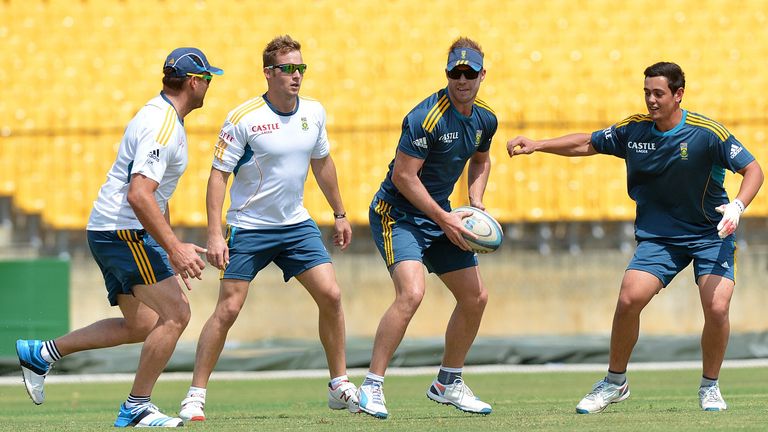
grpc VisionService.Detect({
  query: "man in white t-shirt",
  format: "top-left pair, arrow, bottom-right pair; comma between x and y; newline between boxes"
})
15,47 -> 222,427
178,35 -> 358,421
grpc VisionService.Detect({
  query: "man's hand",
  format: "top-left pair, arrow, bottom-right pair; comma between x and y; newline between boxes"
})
168,243 -> 207,290
437,210 -> 477,252
715,199 -> 745,239
333,217 -> 352,251
507,136 -> 540,157
206,234 -> 230,271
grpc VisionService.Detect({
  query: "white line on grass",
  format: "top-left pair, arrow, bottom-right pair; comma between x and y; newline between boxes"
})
1,358 -> 766,385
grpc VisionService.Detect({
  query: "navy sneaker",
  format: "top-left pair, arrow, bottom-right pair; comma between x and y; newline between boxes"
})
16,339 -> 51,405
114,402 -> 183,427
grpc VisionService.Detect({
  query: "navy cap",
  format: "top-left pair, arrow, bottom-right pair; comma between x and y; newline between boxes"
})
164,47 -> 223,77
446,47 -> 483,72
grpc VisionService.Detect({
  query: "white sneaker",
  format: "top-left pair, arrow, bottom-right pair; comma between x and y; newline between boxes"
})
179,395 -> 206,421
576,378 -> 630,414
426,378 -> 492,414
114,402 -> 184,427
328,380 -> 360,413
699,384 -> 727,411
357,382 -> 388,419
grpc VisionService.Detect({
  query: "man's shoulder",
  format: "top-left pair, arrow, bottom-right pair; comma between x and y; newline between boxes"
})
684,111 -> 731,142
473,97 -> 497,121
614,113 -> 652,130
405,89 -> 449,133
225,96 -> 268,126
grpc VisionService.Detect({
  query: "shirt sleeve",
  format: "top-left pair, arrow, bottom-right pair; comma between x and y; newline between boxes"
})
590,121 -> 629,159
711,134 -> 755,172
311,104 -> 330,159
396,110 -> 433,159
130,110 -> 175,184
477,113 -> 497,153
212,119 -> 248,173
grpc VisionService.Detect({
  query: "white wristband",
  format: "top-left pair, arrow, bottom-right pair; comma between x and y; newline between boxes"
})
733,199 -> 746,214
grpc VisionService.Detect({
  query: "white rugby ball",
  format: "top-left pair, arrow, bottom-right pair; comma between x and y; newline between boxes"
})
451,206 -> 503,253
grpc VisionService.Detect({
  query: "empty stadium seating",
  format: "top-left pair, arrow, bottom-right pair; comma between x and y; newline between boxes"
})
1,0 -> 766,227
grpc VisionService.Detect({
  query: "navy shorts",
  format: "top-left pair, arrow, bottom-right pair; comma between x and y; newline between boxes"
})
628,235 -> 737,287
87,229 -> 175,306
369,198 -> 477,274
223,219 -> 332,282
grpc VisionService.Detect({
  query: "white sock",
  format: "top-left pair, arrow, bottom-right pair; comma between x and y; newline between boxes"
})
363,372 -> 384,385
186,386 -> 207,399
330,375 -> 349,389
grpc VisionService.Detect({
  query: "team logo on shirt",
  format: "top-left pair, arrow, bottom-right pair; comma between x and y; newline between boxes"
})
730,144 -> 743,159
475,130 -> 483,147
680,142 -> 688,160
301,117 -> 309,131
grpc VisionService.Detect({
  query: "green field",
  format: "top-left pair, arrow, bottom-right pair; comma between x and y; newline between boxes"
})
1,368 -> 766,431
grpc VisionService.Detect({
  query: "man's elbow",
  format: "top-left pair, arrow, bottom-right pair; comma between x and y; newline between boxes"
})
126,188 -> 143,210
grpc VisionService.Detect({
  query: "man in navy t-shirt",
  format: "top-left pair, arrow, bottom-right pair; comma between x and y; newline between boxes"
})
358,37 -> 498,419
507,62 -> 763,414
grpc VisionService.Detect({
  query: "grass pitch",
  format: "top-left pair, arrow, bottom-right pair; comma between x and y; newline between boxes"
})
1,367 -> 766,431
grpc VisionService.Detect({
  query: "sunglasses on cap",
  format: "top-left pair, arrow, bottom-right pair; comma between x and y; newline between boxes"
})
446,68 -> 480,80
266,63 -> 308,75
187,73 -> 212,83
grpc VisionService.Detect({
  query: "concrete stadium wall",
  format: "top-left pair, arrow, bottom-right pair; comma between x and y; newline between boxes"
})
68,245 -> 768,343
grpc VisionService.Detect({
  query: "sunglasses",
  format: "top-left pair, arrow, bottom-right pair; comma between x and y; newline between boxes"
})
266,63 -> 308,75
187,73 -> 212,83
446,68 -> 480,80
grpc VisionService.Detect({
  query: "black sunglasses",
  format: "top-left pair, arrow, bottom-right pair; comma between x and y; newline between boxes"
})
266,63 -> 308,75
446,68 -> 480,80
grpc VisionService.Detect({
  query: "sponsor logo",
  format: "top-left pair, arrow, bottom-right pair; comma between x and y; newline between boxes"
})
439,131 -> 460,144
412,137 -> 428,149
721,261 -> 730,269
461,50 -> 467,59
251,123 -> 280,134
475,129 -> 483,146
301,117 -> 309,131
628,141 -> 656,153
603,127 -> 612,139
680,142 -> 688,160
219,130 -> 235,144
146,148 -> 161,165
730,144 -> 743,159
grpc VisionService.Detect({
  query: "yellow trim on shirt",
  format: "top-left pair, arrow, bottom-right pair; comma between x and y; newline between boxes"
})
230,97 -> 265,125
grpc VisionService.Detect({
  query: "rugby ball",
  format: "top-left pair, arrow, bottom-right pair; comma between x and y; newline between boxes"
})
451,206 -> 503,253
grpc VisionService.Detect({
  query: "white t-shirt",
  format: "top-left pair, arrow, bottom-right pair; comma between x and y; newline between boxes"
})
212,95 -> 330,229
87,94 -> 188,230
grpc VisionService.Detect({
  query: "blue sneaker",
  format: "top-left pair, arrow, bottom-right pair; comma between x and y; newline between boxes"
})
114,402 -> 183,427
16,339 -> 51,405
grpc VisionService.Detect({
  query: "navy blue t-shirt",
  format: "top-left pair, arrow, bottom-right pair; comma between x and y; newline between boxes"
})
591,110 -> 755,241
374,88 -> 497,215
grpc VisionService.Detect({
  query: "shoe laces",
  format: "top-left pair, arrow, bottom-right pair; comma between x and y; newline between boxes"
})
128,402 -> 160,416
701,385 -> 723,404
584,380 -> 613,401
450,378 -> 475,399
369,382 -> 385,404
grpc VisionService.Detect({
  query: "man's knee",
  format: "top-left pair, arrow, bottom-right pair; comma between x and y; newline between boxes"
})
396,287 -> 425,315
